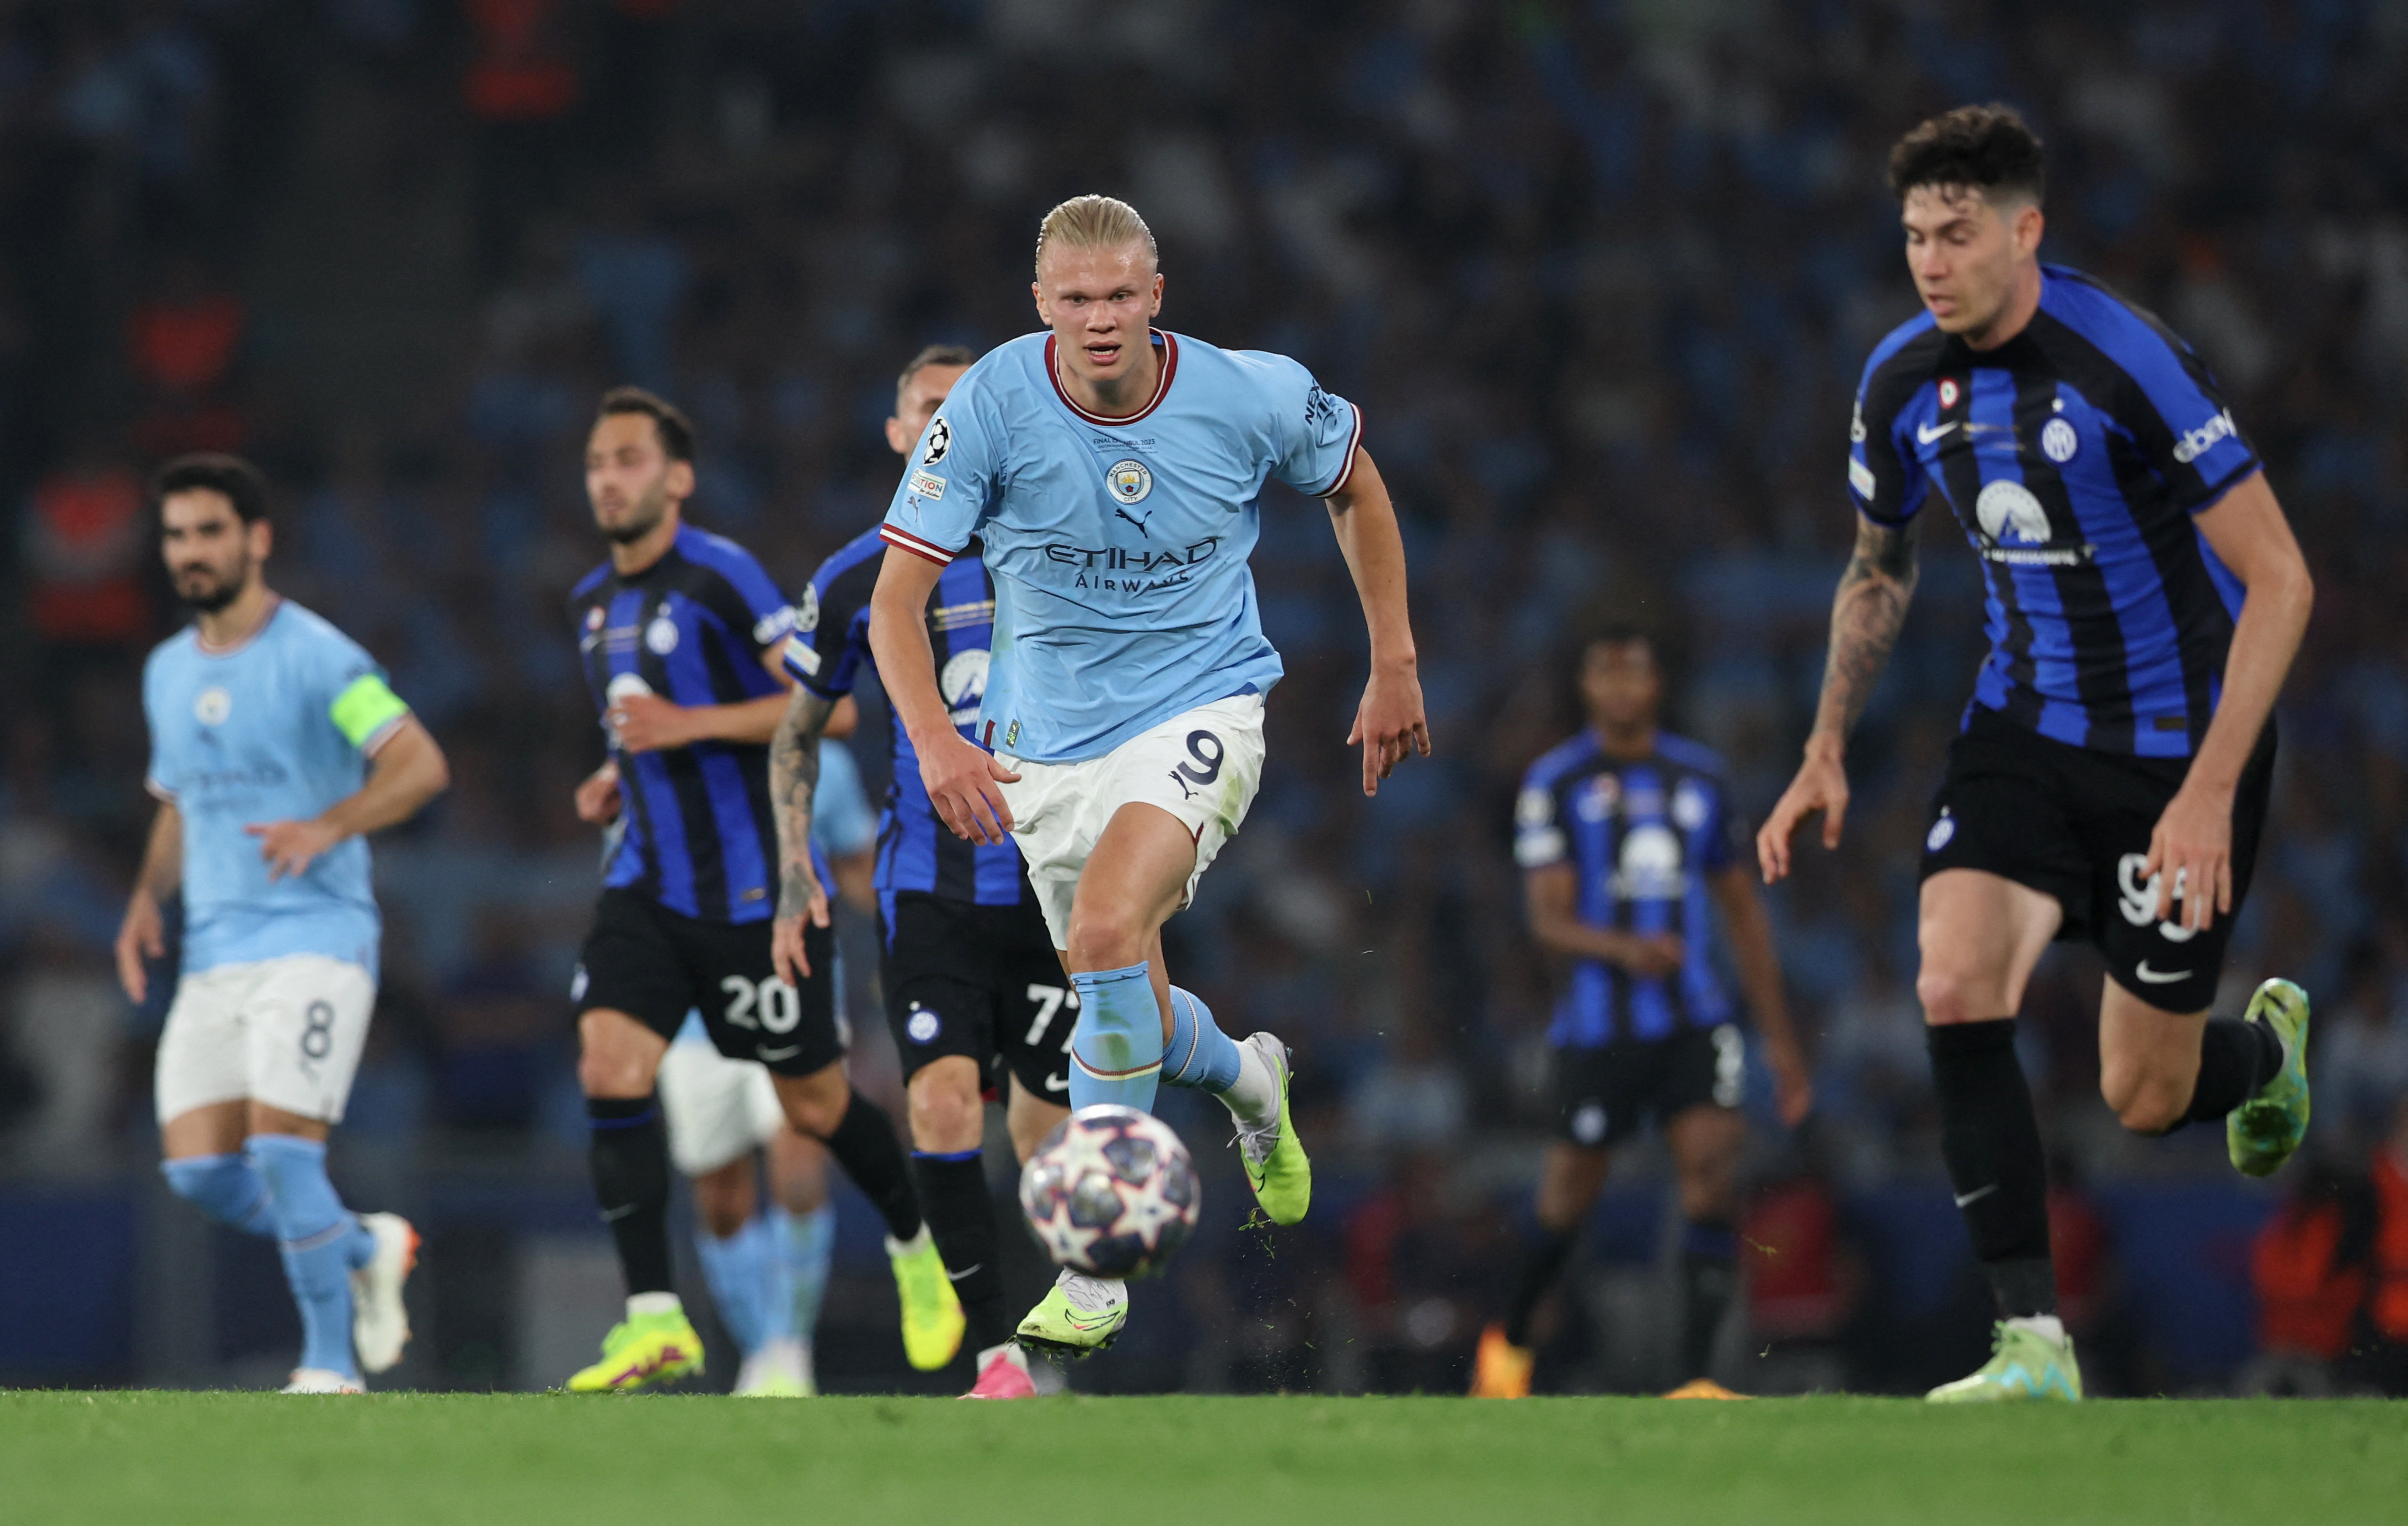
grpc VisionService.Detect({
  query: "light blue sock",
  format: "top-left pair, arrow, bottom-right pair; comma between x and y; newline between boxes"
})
775,1204 -> 835,1340
1069,962 -> 1164,1112
695,1212 -> 794,1357
247,1134 -> 376,1378
1160,986 -> 1244,1092
162,1154 -> 277,1237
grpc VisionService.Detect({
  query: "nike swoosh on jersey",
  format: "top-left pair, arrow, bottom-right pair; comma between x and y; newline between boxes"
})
1917,421 -> 1960,445
1043,1074 -> 1070,1092
2135,962 -> 2191,984
759,1045 -> 803,1061
1952,1184 -> 1998,1208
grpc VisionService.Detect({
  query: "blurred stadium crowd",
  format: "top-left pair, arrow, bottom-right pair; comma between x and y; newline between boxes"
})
5,0 -> 2408,1394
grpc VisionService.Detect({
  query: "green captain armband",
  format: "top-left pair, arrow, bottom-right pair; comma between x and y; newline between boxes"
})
329,673 -> 410,751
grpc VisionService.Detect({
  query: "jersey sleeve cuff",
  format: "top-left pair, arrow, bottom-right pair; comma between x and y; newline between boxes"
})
1314,404 -> 1367,498
880,525 -> 960,566
359,714 -> 410,756
145,777 -> 176,803
2180,460 -> 2263,516
1514,830 -> 1567,869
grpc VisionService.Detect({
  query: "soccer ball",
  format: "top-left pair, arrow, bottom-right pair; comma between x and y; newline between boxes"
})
1018,1105 -> 1201,1279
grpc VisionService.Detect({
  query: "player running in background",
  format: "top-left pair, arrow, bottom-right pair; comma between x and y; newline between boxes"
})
771,343 -> 1078,1400
117,453 -> 449,1393
866,196 -> 1429,1359
1474,626 -> 1811,1400
646,738 -> 877,1396
1758,106 -> 2316,1402
561,387 -> 955,1392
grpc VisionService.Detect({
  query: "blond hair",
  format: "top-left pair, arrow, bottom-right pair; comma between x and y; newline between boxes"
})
1033,195 -> 1158,277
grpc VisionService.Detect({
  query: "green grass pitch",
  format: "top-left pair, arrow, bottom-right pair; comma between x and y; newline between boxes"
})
3,1391 -> 2400,1524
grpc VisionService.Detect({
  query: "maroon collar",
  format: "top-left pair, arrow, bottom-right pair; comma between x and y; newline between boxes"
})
1044,329 -> 1178,425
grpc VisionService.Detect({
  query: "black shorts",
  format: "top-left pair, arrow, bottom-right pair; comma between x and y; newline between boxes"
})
881,890 -> 1074,1102
1551,1024 -> 1745,1149
1919,706 -> 2276,1014
572,887 -> 841,1077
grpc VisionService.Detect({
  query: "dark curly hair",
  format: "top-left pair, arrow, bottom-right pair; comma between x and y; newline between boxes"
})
1887,104 -> 2045,205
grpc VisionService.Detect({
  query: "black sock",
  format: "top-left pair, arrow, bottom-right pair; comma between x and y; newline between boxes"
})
2185,1017 -> 2283,1122
1503,1225 -> 1577,1347
914,1149 -> 1007,1353
1928,1020 -> 2056,1318
588,1095 -> 672,1296
1679,1219 -> 1739,1381
817,1089 -> 923,1242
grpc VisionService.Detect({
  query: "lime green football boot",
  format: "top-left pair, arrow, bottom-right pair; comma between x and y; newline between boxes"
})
890,1230 -> 966,1372
565,1306 -> 704,1393
1927,1321 -> 2083,1402
1015,1271 -> 1128,1359
2229,978 -> 2312,1179
1238,1033 -> 1310,1226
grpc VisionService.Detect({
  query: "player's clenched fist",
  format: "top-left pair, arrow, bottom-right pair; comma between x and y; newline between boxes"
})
918,728 -> 1021,846
1756,741 -> 1850,884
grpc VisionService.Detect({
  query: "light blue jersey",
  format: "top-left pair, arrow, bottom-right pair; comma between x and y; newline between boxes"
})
143,599 -> 413,977
673,738 -> 875,1048
879,329 -> 1362,763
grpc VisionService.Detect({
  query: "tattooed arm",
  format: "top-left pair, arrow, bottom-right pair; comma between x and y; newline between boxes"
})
768,684 -> 838,985
1754,513 -> 1921,882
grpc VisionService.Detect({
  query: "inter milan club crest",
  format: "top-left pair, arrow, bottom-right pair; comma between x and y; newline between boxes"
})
2041,418 -> 2079,463
1106,459 -> 1153,504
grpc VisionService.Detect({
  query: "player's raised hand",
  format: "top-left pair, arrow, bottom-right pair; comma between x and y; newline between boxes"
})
1349,660 -> 1431,797
115,890 -> 164,1004
771,860 -> 831,985
1757,741 -> 1850,883
574,761 -> 622,824
920,729 -> 1020,846
247,818 -> 343,881
607,692 -> 694,754
2142,778 -> 2234,934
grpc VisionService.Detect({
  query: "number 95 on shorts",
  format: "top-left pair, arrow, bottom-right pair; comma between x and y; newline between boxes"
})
572,888 -> 841,1076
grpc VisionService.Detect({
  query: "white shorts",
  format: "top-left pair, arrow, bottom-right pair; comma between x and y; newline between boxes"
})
998,693 -> 1266,950
154,955 -> 377,1125
657,1039 -> 785,1177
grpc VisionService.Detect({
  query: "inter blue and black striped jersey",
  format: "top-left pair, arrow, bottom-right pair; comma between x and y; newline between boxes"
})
1850,265 -> 2262,759
1515,731 -> 1742,1048
571,523 -> 798,924
780,525 -> 1031,926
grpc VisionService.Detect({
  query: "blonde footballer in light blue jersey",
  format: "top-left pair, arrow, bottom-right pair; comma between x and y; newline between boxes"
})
118,453 -> 450,1394
868,195 -> 1429,1358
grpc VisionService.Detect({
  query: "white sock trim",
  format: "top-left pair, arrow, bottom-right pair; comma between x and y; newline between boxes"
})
975,1342 -> 1029,1374
627,1291 -> 682,1318
2005,1314 -> 2067,1344
886,1226 -> 933,1258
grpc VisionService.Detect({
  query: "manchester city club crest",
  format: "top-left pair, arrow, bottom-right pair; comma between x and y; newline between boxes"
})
1106,458 -> 1153,504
